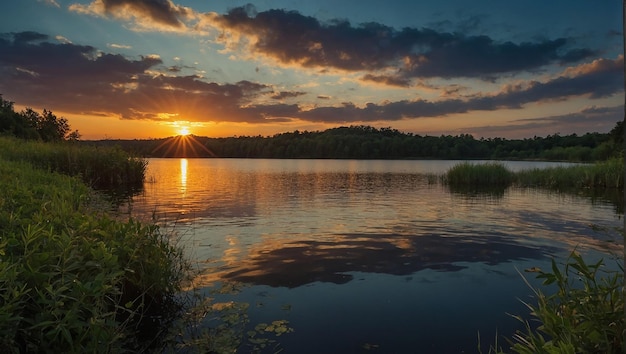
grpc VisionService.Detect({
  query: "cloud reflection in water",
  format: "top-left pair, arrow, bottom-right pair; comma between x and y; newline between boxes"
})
214,232 -> 559,288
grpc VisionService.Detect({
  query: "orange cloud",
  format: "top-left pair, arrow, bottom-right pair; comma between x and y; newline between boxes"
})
69,0 -> 196,33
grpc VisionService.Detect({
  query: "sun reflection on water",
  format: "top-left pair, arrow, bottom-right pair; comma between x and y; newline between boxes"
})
179,158 -> 188,195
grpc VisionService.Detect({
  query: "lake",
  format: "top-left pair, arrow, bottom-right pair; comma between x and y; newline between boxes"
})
125,158 -> 623,353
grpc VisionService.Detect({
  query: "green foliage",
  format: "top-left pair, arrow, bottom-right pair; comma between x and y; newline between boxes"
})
0,156 -> 188,352
86,122 -> 622,161
0,95 -> 79,141
491,252 -> 624,353
0,136 -> 147,191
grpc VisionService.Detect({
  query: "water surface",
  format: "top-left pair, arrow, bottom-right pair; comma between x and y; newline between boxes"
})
127,158 -> 622,353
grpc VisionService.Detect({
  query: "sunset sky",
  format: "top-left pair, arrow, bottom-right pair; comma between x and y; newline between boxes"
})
0,0 -> 623,139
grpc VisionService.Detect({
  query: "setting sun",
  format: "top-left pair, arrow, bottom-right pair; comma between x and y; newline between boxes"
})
178,126 -> 191,136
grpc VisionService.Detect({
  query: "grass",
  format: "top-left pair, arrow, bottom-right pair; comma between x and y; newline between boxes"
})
0,148 -> 188,352
0,136 -> 147,191
442,158 -> 624,190
442,162 -> 513,186
514,158 -> 623,190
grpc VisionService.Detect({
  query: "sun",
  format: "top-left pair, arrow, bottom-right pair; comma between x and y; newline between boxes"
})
178,126 -> 191,136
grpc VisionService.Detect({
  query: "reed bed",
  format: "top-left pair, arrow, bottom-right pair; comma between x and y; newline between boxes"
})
0,136 -> 147,191
514,158 -> 623,189
442,162 -> 514,186
443,158 -> 624,190
0,153 -> 188,352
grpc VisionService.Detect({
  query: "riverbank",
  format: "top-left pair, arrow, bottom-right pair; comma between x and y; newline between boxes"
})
0,138 -> 189,352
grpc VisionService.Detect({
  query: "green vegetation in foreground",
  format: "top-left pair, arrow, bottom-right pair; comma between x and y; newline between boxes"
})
484,252 -> 624,353
447,160 -> 625,352
0,136 -> 146,191
442,158 -> 624,190
0,155 -> 188,351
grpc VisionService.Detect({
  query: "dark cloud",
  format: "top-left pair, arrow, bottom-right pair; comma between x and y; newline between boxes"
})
214,5 -> 597,81
0,31 -> 620,129
270,91 -> 307,100
281,56 -> 624,124
0,32 -> 269,122
99,0 -> 187,28
361,74 -> 411,87
11,31 -> 49,43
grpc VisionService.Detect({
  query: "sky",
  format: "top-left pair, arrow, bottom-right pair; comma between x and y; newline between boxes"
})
0,0 -> 623,140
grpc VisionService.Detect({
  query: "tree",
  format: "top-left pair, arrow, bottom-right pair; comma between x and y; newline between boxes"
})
0,95 -> 80,141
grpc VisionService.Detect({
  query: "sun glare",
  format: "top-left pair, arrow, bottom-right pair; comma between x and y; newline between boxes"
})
178,126 -> 191,136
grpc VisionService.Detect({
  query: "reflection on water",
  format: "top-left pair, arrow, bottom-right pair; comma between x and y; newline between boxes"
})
179,158 -> 188,195
218,232 -> 558,288
127,158 -> 622,352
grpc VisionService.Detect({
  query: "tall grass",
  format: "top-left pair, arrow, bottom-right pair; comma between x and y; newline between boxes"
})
485,252 -> 624,353
0,157 -> 188,352
0,136 -> 147,191
442,162 -> 514,186
515,158 -> 623,189
442,158 -> 624,190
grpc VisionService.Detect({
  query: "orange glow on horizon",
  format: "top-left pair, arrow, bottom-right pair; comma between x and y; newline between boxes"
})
152,134 -> 215,157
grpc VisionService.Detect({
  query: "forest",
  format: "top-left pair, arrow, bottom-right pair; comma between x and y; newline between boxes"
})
88,123 -> 623,161
0,95 -> 622,161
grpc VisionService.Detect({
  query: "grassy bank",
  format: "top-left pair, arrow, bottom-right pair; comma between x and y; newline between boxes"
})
442,158 -> 624,190
0,136 -> 147,191
0,144 -> 188,352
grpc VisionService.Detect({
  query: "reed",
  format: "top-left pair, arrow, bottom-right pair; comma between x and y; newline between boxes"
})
0,136 -> 147,191
442,162 -> 513,186
0,158 -> 188,352
485,252 -> 624,353
514,158 -> 623,190
443,158 -> 624,190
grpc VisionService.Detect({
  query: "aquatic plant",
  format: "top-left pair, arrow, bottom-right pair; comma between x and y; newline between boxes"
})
442,162 -> 513,186
443,158 -> 624,191
484,252 -> 624,353
514,158 -> 623,190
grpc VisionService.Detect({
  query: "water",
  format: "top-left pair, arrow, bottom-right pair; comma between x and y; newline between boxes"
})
126,158 -> 622,353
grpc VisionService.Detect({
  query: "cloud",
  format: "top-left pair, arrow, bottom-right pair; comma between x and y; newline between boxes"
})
270,91 -> 307,100
459,105 -> 622,138
0,32 -> 282,123
108,43 -> 132,49
209,5 -> 597,81
267,55 -> 624,124
0,31 -> 620,130
68,2 -> 598,82
361,74 -> 411,87
69,0 -> 195,32
38,0 -> 60,7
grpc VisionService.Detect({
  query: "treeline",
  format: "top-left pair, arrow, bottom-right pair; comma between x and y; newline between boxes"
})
0,95 -> 80,141
92,123 -> 623,162
0,94 -> 621,161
